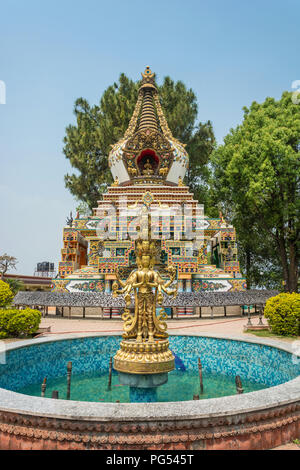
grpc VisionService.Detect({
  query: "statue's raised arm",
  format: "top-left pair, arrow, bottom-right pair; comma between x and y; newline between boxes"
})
154,267 -> 177,304
112,269 -> 137,305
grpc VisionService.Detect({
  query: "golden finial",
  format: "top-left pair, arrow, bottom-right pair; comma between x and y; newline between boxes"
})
140,66 -> 156,90
141,66 -> 154,79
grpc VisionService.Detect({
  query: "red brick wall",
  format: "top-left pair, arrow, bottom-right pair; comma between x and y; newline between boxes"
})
0,403 -> 299,450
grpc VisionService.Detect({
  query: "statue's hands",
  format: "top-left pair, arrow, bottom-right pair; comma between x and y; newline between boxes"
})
162,286 -> 177,298
124,293 -> 131,306
113,278 -> 133,299
115,266 -> 126,288
168,288 -> 176,295
166,265 -> 176,282
157,291 -> 163,304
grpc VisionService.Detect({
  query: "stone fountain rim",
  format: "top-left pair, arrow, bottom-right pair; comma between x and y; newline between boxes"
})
0,332 -> 299,422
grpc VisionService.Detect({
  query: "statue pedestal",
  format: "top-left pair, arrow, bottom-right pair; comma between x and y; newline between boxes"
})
118,371 -> 168,403
114,339 -> 174,403
118,371 -> 168,388
113,338 -> 175,375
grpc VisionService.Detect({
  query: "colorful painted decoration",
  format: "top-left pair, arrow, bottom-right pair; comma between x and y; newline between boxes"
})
52,68 -> 246,294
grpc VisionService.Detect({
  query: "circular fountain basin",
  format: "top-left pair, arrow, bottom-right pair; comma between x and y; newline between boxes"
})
0,333 -> 299,450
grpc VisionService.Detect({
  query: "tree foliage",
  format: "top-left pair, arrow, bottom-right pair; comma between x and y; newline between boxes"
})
4,278 -> 25,295
0,254 -> 17,279
211,92 -> 300,292
0,280 -> 14,307
64,74 -> 215,210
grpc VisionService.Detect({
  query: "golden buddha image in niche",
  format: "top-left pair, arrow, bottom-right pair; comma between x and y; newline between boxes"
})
112,239 -> 177,343
142,159 -> 154,176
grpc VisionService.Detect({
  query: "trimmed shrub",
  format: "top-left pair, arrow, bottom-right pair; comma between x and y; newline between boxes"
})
264,293 -> 300,336
0,309 -> 16,331
0,280 -> 14,307
0,308 -> 41,338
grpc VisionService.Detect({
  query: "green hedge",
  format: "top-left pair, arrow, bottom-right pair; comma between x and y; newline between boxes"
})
264,293 -> 300,336
0,280 -> 14,307
0,308 -> 41,338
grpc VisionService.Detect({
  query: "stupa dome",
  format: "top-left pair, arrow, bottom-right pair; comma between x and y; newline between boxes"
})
108,67 -> 189,186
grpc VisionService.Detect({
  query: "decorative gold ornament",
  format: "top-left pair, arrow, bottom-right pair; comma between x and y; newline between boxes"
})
113,239 -> 177,375
141,66 -> 155,80
108,67 -> 189,184
113,338 -> 174,374
142,191 -> 154,207
142,159 -> 154,176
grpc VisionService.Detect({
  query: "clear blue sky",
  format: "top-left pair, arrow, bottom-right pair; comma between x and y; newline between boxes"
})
0,0 -> 299,275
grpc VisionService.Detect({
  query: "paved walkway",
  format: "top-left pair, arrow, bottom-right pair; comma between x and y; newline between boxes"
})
39,316 -> 251,335
35,315 -> 296,343
273,443 -> 299,450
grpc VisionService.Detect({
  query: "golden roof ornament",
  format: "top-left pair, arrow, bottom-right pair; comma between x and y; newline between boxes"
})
140,66 -> 156,90
142,65 -> 154,79
108,67 -> 189,186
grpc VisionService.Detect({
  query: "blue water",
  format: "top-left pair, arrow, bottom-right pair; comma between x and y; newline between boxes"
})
17,368 -> 265,403
0,335 -> 299,403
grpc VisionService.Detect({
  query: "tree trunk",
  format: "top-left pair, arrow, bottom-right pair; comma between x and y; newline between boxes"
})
288,240 -> 299,292
246,248 -> 251,290
276,235 -> 289,292
275,232 -> 299,293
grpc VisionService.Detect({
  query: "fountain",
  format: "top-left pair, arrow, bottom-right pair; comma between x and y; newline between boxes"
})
0,332 -> 299,449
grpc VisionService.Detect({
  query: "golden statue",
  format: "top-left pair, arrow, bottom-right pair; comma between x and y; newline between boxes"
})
127,160 -> 137,176
112,239 -> 177,375
159,166 -> 169,177
142,159 -> 154,176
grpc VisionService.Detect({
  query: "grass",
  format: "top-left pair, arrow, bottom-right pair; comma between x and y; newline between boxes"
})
1,335 -> 35,343
244,329 -> 300,340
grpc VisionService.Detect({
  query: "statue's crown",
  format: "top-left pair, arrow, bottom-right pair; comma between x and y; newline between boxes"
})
135,239 -> 157,267
136,239 -> 156,256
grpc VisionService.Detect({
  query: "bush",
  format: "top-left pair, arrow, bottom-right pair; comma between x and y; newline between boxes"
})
0,308 -> 41,338
0,280 -> 14,307
4,278 -> 25,295
264,293 -> 300,336
0,309 -> 16,331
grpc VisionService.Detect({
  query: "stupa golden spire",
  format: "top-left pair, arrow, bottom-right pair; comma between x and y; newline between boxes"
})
108,66 -> 189,186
